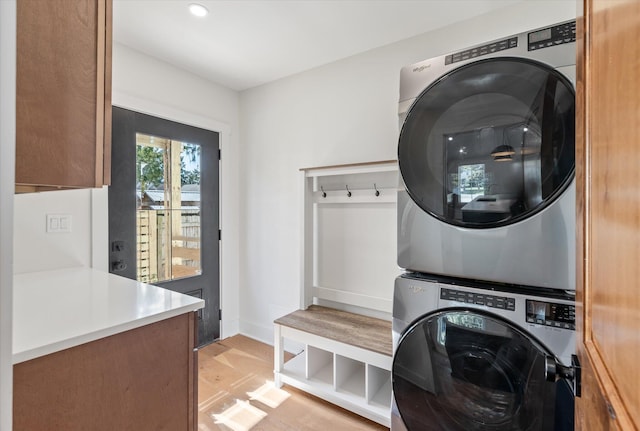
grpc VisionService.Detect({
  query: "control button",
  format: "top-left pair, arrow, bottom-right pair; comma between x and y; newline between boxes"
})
506,300 -> 516,311
553,321 -> 562,327
527,317 -> 535,323
495,298 -> 506,309
545,321 -> 553,326
536,319 -> 545,325
563,323 -> 572,329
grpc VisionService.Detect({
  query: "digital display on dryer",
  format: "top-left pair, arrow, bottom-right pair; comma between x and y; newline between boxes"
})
526,300 -> 575,330
529,28 -> 551,44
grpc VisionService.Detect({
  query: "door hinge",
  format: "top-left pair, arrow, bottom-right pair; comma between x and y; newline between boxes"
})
218,149 -> 221,160
218,229 -> 221,241
218,309 -> 222,320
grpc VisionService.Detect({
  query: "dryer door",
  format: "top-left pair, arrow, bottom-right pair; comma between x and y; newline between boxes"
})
392,309 -> 573,431
398,58 -> 574,228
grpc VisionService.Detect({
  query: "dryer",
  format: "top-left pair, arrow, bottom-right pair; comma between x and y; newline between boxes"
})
397,21 -> 576,291
391,274 -> 578,431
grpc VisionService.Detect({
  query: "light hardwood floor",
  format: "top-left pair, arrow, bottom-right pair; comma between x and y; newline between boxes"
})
198,335 -> 389,431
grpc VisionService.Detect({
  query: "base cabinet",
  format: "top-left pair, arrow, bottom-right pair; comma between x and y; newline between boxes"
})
13,313 -> 197,431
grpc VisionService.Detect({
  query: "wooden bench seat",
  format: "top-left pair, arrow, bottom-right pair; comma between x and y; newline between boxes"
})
274,305 -> 392,357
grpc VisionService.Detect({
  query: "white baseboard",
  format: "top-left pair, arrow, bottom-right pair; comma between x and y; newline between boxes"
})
221,318 -> 240,339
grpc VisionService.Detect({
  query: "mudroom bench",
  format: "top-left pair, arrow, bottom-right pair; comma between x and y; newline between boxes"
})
277,160 -> 399,426
273,305 -> 392,427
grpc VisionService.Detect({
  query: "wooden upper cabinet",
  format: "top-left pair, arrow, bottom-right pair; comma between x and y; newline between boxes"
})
16,0 -> 112,192
576,0 -> 640,429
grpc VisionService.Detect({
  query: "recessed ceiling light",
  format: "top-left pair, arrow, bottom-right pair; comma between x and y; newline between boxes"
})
189,3 -> 208,17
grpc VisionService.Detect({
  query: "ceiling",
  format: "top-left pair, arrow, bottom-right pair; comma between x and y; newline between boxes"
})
113,0 -> 524,91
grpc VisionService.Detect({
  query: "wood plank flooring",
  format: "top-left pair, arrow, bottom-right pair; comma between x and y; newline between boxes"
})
198,335 -> 389,431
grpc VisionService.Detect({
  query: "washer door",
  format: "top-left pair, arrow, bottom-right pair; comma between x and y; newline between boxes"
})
398,58 -> 574,228
392,309 -> 573,431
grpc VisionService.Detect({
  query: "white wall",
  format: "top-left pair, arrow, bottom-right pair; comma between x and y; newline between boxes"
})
14,190 -> 93,274
238,1 -> 577,343
0,1 -> 15,428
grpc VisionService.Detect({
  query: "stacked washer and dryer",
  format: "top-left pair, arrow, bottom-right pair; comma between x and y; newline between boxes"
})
392,21 -> 579,431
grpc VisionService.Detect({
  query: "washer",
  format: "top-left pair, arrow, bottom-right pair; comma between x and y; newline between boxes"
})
391,274 -> 577,431
397,21 -> 576,291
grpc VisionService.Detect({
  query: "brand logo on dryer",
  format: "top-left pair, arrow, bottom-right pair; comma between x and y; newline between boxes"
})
409,285 -> 426,293
412,64 -> 431,72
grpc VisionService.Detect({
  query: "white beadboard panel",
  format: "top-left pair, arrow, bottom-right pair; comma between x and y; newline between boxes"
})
315,202 -> 399,311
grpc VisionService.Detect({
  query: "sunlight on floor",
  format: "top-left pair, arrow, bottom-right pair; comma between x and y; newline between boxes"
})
247,381 -> 291,409
212,399 -> 268,431
208,380 -> 291,431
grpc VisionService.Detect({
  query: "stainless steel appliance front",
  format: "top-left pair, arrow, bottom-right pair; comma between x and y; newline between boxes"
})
391,274 -> 576,431
397,21 -> 576,291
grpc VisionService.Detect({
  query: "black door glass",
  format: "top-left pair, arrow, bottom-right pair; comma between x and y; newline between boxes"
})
392,310 -> 573,430
398,58 -> 575,228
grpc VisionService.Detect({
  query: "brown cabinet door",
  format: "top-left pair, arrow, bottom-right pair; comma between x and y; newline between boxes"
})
576,0 -> 640,429
13,313 -> 197,431
16,0 -> 112,191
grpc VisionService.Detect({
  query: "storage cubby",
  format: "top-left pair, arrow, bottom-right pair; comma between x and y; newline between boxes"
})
335,355 -> 366,398
367,364 -> 392,409
307,346 -> 333,385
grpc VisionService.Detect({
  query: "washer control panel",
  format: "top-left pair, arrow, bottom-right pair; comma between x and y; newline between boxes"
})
526,300 -> 576,330
440,287 -> 516,311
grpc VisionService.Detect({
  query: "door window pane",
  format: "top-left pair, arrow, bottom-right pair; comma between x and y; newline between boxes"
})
135,133 -> 201,282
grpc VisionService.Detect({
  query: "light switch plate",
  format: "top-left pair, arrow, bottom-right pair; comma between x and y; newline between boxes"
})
46,214 -> 72,233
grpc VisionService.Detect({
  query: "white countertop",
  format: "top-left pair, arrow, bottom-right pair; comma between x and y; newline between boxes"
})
13,267 -> 204,364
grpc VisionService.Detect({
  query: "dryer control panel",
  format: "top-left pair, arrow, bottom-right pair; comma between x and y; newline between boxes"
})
528,21 -> 576,51
526,300 -> 576,330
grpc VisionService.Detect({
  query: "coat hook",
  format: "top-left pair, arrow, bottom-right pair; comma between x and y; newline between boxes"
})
374,183 -> 380,197
320,186 -> 327,198
346,184 -> 351,197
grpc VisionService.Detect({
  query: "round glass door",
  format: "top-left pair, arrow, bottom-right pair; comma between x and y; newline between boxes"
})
398,58 -> 575,228
392,309 -> 571,430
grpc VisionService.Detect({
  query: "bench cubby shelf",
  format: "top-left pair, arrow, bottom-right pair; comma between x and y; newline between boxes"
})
274,306 -> 392,427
